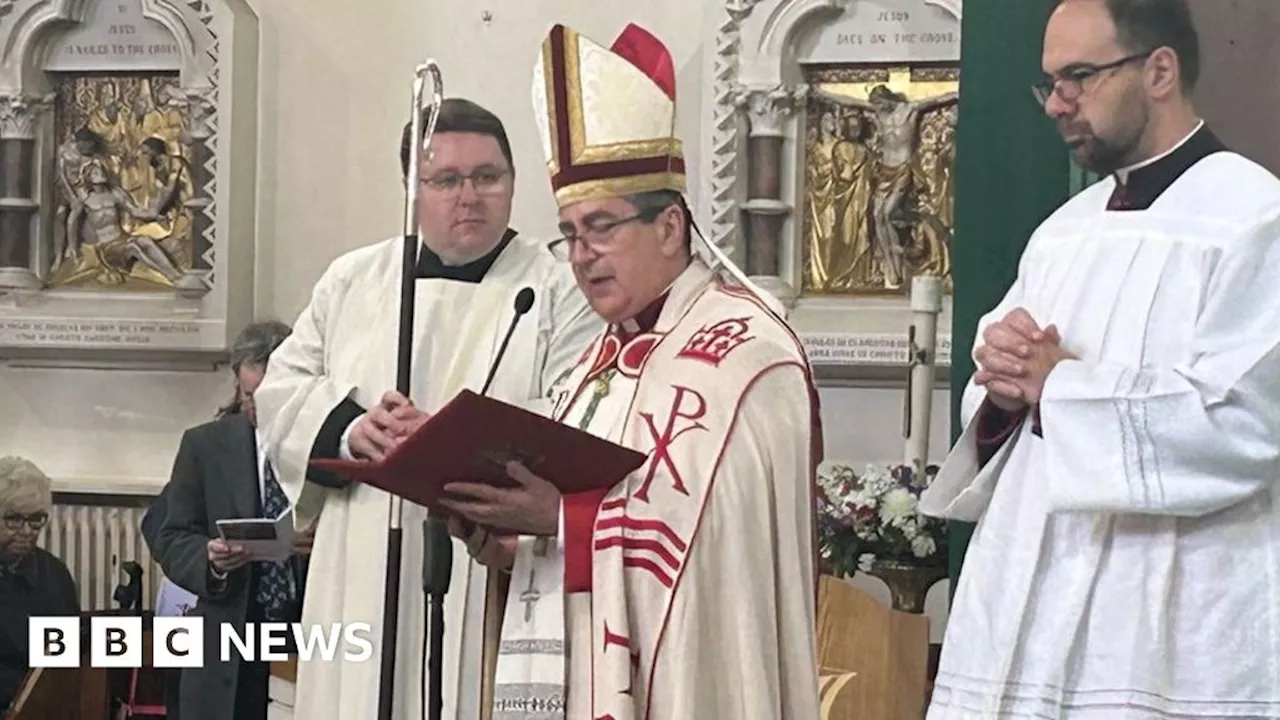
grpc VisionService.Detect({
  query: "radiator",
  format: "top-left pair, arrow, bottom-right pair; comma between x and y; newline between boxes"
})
40,503 -> 163,613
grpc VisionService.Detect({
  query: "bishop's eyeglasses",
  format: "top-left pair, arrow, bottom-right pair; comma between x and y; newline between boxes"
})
3,512 -> 49,532
547,212 -> 652,260
420,167 -> 510,195
1032,50 -> 1153,105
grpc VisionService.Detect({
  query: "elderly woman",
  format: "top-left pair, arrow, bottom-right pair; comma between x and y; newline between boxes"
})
0,457 -> 78,714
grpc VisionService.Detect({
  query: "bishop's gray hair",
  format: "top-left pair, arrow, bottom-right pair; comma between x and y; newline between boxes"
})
624,190 -> 693,253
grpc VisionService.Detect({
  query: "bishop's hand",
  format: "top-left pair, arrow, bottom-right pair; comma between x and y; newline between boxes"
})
348,391 -> 430,462
448,516 -> 516,571
440,461 -> 560,537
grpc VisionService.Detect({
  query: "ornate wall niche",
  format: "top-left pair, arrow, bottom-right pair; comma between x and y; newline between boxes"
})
0,0 -> 257,362
699,0 -> 962,370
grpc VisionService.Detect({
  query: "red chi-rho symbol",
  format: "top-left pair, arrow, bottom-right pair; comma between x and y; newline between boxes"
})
635,385 -> 708,503
676,317 -> 753,366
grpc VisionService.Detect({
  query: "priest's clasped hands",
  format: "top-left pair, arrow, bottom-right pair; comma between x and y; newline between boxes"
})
973,308 -> 1074,410
348,391 -> 432,461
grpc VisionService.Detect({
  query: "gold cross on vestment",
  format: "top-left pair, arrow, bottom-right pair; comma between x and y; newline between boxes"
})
577,369 -> 615,430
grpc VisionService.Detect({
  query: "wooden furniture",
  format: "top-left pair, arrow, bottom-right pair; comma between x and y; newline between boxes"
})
4,623 -> 168,720
816,575 -> 932,719
268,656 -> 298,719
3,664 -> 110,720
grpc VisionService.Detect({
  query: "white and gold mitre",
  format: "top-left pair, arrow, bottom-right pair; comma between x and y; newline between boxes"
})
531,23 -> 686,207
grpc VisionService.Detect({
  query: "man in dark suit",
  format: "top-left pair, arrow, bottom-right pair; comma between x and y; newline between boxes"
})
145,321 -> 312,720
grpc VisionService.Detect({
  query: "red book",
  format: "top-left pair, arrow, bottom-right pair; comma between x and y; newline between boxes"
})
309,390 -> 646,513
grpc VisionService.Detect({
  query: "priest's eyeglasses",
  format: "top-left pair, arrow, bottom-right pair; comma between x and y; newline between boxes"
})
420,168 -> 509,194
547,212 -> 649,259
3,512 -> 49,532
1032,50 -> 1153,105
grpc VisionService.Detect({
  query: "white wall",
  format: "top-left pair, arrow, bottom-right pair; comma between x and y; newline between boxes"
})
0,0 -> 954,633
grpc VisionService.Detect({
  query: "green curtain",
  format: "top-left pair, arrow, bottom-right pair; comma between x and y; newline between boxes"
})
946,0 -> 1073,587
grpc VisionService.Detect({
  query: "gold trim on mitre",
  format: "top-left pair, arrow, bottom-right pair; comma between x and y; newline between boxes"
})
553,171 -> 687,207
540,46 -> 559,176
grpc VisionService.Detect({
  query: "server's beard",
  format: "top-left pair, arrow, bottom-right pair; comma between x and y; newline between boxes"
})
1067,98 -> 1150,176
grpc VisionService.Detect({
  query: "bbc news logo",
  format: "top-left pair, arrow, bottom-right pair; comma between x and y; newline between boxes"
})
29,617 -> 374,668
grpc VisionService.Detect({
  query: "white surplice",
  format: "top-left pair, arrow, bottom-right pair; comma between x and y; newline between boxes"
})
923,152 -> 1280,718
255,234 -> 602,720
491,261 -> 821,719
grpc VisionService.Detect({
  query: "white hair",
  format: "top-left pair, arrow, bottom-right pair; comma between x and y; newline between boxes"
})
0,456 -> 53,515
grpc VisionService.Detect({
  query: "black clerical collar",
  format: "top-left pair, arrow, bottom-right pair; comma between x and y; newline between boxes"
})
1107,124 -> 1226,211
416,228 -> 516,282
615,294 -> 667,343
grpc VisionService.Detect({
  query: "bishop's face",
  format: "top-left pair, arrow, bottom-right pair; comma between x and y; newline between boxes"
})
1040,0 -> 1152,174
416,132 -> 514,265
559,196 -> 687,324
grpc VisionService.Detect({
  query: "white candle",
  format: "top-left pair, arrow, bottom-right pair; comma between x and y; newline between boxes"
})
905,276 -> 943,473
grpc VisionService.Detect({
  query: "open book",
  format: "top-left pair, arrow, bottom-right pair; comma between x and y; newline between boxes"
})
215,506 -> 295,562
309,390 -> 648,523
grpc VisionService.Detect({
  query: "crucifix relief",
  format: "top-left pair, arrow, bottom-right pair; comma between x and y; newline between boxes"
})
803,65 -> 959,294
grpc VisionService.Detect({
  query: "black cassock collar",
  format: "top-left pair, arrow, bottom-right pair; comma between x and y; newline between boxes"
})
416,228 -> 517,282
1107,125 -> 1227,211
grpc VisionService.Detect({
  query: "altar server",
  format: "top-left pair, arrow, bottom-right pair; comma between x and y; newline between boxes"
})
922,1 -> 1280,717
254,98 -> 601,720
442,23 -> 823,719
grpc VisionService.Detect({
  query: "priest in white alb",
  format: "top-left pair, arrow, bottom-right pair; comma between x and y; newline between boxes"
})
922,1 -> 1280,717
254,98 -> 602,720
438,23 -> 822,719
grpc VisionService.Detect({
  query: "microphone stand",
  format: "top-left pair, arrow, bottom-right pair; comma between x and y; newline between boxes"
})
379,63 -> 447,720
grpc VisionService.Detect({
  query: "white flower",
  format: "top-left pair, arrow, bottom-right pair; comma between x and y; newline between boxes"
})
911,534 -> 937,558
879,487 -> 917,526
899,517 -> 919,539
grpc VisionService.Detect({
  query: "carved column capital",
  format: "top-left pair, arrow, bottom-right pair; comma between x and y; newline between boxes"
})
0,93 -> 52,140
734,83 -> 805,138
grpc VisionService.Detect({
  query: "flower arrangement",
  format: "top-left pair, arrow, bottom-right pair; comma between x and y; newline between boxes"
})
816,463 -> 947,579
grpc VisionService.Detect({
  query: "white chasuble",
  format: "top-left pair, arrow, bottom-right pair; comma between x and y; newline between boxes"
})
256,235 -> 601,720
922,153 -> 1280,718
493,261 -> 822,720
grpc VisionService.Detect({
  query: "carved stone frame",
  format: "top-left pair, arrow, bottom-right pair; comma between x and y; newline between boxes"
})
698,0 -> 961,369
0,0 -> 258,360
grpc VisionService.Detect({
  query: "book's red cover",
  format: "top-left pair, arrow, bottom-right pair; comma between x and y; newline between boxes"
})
309,390 -> 646,512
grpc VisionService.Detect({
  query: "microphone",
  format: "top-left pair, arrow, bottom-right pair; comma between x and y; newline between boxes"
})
480,287 -> 536,397
421,286 -> 536,720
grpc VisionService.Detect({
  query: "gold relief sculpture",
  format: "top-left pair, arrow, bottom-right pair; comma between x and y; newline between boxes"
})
48,74 -> 192,290
802,65 -> 959,294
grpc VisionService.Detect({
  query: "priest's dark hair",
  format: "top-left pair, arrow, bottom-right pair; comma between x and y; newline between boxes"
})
216,320 -> 293,418
1102,0 -> 1200,91
399,98 -> 515,176
625,190 -> 693,254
